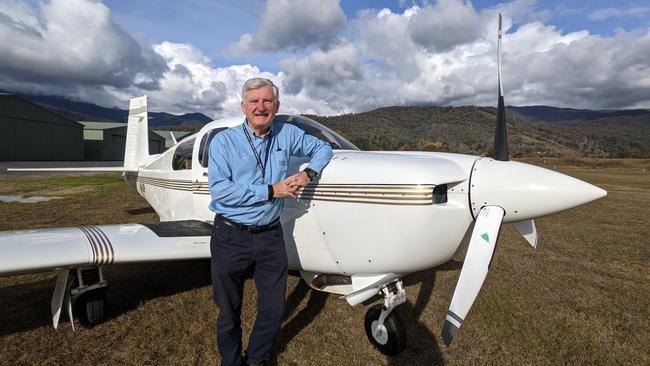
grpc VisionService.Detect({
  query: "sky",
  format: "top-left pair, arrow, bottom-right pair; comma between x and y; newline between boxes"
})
1,0 -> 649,119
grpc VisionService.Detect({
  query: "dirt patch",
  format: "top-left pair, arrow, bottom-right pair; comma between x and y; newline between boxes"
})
26,186 -> 97,197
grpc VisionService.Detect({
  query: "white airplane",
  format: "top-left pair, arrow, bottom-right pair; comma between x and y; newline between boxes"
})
1,15 -> 605,355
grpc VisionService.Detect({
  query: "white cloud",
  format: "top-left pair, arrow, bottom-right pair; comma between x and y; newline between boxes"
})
0,0 -> 167,90
147,42 -> 282,118
407,0 -> 482,52
588,6 -> 650,21
2,0 -> 650,118
272,2 -> 650,113
227,0 -> 347,55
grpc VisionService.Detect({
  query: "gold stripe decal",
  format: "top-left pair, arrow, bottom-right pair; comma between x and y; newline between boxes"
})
138,176 -> 436,205
297,183 -> 435,206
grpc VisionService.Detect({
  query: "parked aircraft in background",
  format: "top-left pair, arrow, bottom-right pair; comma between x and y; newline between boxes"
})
0,15 -> 605,355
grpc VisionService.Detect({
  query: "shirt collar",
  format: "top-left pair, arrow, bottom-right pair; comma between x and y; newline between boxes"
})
242,119 -> 276,139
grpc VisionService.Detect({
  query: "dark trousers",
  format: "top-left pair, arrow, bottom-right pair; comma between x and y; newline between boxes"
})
210,216 -> 288,366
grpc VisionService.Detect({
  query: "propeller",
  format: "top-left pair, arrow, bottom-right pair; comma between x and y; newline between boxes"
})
494,13 -> 508,161
441,206 -> 504,346
441,13 -> 513,346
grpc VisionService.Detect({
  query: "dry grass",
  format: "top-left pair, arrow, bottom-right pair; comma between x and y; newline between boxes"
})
0,161 -> 648,366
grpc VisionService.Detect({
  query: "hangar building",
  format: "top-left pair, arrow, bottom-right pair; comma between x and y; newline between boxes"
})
81,122 -> 166,161
0,94 -> 84,161
152,130 -> 192,149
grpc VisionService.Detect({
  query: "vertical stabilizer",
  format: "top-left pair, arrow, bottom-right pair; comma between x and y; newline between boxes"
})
124,96 -> 150,169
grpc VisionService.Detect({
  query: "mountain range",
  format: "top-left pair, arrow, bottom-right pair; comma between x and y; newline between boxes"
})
10,92 -> 650,158
12,92 -> 213,127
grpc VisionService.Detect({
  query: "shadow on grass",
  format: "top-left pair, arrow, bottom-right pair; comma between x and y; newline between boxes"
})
388,269 -> 446,366
126,206 -> 157,215
270,280 -> 329,365
0,277 -> 55,335
0,260 -> 211,336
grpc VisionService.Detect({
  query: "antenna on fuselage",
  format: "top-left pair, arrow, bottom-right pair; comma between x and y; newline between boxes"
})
493,13 -> 509,161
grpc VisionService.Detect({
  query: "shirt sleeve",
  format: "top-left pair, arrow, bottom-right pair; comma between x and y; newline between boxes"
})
208,133 -> 269,206
288,125 -> 334,174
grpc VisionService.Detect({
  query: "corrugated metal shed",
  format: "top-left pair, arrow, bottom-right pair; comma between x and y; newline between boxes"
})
0,94 -> 84,161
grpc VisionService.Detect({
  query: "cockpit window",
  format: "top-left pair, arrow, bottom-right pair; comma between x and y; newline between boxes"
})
199,128 -> 227,168
172,137 -> 196,170
278,115 -> 359,150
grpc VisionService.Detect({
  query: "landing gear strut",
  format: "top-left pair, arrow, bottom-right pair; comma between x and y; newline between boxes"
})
364,280 -> 407,355
71,267 -> 108,326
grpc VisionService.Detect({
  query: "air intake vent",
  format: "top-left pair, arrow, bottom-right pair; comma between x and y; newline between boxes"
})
433,184 -> 448,204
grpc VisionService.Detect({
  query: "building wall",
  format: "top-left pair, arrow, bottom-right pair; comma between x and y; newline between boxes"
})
84,127 -> 166,161
0,96 -> 84,161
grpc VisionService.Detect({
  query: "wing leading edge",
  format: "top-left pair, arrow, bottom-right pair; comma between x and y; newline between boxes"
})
0,220 -> 212,276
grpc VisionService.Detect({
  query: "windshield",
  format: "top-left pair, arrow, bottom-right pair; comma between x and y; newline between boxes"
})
276,115 -> 359,151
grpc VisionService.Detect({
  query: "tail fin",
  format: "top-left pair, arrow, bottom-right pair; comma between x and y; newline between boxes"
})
124,96 -> 150,169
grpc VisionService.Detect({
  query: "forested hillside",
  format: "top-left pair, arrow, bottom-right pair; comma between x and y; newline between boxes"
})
308,106 -> 650,158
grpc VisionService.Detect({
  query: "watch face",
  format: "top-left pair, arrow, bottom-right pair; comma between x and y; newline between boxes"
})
305,168 -> 317,179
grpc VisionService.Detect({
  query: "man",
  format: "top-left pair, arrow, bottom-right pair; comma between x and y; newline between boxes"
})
208,78 -> 333,366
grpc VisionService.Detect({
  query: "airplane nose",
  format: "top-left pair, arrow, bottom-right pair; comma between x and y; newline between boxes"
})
469,158 -> 607,222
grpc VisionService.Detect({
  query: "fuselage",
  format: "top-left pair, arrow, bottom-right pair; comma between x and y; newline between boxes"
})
124,116 -> 605,277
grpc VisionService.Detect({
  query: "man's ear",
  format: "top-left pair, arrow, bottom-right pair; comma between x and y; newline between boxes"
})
240,101 -> 245,113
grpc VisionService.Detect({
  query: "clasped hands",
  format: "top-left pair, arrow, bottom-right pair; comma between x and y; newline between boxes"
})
272,171 -> 310,198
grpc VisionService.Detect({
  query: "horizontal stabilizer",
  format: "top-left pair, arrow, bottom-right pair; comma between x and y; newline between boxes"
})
7,167 -> 138,173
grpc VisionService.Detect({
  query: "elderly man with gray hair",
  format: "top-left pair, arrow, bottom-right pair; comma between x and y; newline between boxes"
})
208,78 -> 333,366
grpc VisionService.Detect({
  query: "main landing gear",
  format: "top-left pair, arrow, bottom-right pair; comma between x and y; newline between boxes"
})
364,280 -> 407,355
71,267 -> 107,326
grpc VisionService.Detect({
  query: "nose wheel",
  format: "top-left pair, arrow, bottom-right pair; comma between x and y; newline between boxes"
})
364,280 -> 407,355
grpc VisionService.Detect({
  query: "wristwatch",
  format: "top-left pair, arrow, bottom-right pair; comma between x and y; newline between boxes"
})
303,168 -> 318,181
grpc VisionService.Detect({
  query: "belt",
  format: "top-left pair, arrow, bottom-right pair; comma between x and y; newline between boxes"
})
216,215 -> 280,234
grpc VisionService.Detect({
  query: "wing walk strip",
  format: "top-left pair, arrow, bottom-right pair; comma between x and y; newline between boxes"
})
138,176 -> 436,205
79,226 -> 115,266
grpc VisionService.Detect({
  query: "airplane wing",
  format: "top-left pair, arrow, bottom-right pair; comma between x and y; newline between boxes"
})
0,220 -> 212,276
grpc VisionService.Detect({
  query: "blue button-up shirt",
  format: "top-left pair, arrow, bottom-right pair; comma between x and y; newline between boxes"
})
208,120 -> 333,225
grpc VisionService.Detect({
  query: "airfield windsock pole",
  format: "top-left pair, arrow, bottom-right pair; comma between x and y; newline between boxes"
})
494,13 -> 509,161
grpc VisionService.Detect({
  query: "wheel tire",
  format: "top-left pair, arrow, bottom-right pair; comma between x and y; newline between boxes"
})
76,288 -> 106,326
364,304 -> 407,355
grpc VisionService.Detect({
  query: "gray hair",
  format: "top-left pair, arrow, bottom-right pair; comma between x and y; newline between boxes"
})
241,78 -> 279,101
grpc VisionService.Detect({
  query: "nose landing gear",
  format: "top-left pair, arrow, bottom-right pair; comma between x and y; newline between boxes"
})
364,280 -> 407,355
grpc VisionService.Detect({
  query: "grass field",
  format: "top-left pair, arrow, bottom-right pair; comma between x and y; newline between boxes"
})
0,159 -> 648,365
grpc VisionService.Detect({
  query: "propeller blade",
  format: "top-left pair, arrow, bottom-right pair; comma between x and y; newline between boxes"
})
494,13 -> 508,161
442,205 -> 505,346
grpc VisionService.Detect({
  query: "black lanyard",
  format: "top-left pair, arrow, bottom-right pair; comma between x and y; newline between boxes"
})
243,124 -> 273,183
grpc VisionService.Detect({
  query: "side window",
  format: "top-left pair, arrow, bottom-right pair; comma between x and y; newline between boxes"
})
199,128 -> 226,168
172,137 -> 196,170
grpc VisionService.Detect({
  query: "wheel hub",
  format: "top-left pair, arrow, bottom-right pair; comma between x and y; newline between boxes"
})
371,320 -> 389,345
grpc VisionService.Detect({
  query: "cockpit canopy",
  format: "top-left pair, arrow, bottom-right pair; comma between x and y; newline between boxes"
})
172,114 -> 359,171
277,115 -> 358,151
